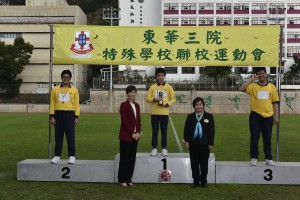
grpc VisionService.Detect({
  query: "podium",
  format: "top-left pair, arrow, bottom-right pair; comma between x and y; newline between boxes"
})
17,154 -> 300,185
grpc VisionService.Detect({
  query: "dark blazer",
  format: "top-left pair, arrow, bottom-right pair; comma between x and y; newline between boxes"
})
184,111 -> 215,146
119,100 -> 141,142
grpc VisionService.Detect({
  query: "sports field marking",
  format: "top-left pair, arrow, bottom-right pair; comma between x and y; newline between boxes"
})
169,115 -> 183,153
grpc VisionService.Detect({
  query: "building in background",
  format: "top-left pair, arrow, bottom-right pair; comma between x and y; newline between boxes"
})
0,0 -> 87,94
119,0 -> 300,82
118,0 -> 161,79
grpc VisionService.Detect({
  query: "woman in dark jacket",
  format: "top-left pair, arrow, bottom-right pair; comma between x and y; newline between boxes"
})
183,97 -> 215,188
118,85 -> 141,187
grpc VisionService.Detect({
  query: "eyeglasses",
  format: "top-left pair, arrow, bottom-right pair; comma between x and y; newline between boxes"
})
62,76 -> 71,79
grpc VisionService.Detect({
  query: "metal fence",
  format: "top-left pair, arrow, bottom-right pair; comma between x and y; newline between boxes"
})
92,76 -> 300,91
1,76 -> 299,104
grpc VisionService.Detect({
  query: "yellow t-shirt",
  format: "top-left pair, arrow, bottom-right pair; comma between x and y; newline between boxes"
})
49,84 -> 80,117
245,82 -> 279,118
146,83 -> 176,115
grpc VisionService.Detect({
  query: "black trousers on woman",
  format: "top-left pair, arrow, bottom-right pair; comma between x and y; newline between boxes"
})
189,144 -> 210,184
118,140 -> 138,183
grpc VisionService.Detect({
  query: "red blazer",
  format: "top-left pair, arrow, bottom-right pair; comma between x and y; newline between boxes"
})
119,100 -> 141,142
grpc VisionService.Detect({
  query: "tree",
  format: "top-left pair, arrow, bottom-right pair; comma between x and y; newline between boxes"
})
201,66 -> 232,82
67,0 -> 117,15
283,56 -> 300,83
0,37 -> 33,97
124,65 -> 133,82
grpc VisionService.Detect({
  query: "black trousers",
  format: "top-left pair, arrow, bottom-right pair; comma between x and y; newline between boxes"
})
249,111 -> 273,160
54,111 -> 75,157
151,115 -> 169,149
118,140 -> 138,183
189,145 -> 210,184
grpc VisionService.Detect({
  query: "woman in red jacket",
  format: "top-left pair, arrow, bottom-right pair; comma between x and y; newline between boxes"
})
118,85 -> 141,187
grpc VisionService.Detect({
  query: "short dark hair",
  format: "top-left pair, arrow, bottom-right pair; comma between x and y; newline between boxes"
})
61,70 -> 72,78
126,85 -> 137,94
255,67 -> 266,74
155,68 -> 166,76
192,97 -> 205,108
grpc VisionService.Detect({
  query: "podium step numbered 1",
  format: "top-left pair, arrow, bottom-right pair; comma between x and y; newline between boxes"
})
114,153 -> 215,183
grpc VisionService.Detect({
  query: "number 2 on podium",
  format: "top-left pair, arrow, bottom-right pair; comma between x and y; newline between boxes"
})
62,167 -> 70,179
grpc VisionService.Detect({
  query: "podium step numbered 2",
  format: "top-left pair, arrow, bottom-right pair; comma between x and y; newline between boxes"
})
17,159 -> 114,182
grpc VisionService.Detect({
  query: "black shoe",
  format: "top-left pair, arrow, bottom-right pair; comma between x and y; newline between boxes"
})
191,183 -> 199,188
201,183 -> 207,188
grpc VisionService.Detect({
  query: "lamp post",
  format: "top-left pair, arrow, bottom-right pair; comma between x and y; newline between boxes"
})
267,5 -> 286,161
102,7 -> 121,90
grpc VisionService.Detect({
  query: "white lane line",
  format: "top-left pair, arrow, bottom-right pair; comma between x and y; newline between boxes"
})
169,115 -> 183,153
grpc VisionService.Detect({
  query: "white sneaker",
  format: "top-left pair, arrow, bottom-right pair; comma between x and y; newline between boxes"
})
250,158 -> 257,166
162,149 -> 168,157
51,156 -> 60,164
266,159 -> 275,166
68,156 -> 76,164
151,149 -> 157,157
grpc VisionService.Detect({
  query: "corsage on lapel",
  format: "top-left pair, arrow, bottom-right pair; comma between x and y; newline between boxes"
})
204,119 -> 209,123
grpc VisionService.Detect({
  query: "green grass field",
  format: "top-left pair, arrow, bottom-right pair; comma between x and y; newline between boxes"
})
0,113 -> 299,200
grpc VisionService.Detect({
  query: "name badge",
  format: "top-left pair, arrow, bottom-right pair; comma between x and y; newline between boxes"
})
59,93 -> 70,102
257,91 -> 269,99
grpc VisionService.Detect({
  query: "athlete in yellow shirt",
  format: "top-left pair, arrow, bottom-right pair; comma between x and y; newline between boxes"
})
49,70 -> 80,164
240,67 -> 279,166
146,68 -> 176,157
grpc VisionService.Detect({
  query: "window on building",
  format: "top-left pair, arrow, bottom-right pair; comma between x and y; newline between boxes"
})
181,18 -> 196,25
164,3 -> 178,10
182,67 -> 195,74
0,33 -> 22,38
199,3 -> 213,10
234,3 -> 249,10
37,83 -> 48,88
235,67 -> 248,74
269,3 -> 285,10
164,67 -> 178,74
252,18 -> 267,25
199,18 -> 213,25
199,67 -> 205,74
288,3 -> 300,10
288,18 -> 300,24
217,3 -> 231,10
182,3 -> 196,10
234,18 -> 249,25
216,18 -> 231,25
287,32 -> 300,38
252,3 -> 267,10
270,67 -> 277,74
163,18 -> 178,25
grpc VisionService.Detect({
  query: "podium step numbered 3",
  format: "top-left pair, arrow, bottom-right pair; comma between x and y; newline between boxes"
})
216,161 -> 300,185
17,153 -> 300,185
